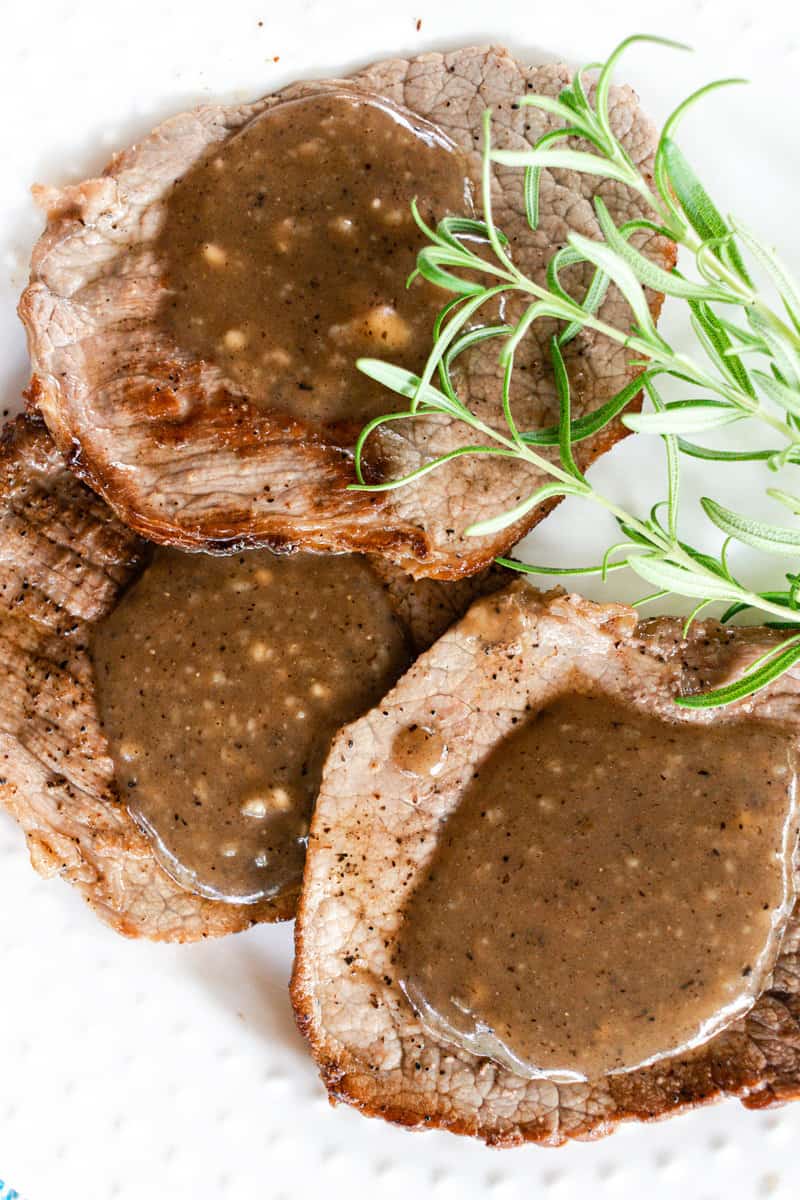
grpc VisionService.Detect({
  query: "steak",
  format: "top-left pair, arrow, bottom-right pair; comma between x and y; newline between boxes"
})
19,47 -> 674,580
0,416 -> 505,938
292,584 -> 800,1145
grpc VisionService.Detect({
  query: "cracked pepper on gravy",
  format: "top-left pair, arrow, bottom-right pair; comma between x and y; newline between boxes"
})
397,693 -> 799,1079
91,550 -> 410,904
157,90 -> 471,425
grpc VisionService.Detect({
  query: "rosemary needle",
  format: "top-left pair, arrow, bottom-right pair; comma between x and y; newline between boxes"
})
353,34 -> 800,708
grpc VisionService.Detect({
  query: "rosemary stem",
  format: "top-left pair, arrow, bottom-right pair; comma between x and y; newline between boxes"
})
600,140 -> 800,354
478,105 -> 800,453
467,413 -> 584,490
506,270 -> 800,451
359,38 -> 800,707
746,404 -> 800,445
466,403 -> 799,625
467,410 -> 668,547
481,110 -> 520,282
626,159 -> 800,355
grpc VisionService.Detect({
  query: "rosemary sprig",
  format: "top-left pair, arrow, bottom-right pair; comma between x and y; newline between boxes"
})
352,34 -> 800,708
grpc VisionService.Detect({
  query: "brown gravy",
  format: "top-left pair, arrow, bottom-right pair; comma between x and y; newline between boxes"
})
397,693 -> 799,1080
157,91 -> 471,425
90,549 -> 410,903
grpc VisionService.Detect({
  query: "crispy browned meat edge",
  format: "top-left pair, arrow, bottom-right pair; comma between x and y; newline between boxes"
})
18,49 -> 676,581
0,415 -> 294,938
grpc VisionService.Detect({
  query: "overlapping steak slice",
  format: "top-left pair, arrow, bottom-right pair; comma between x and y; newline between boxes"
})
19,46 -> 673,579
292,584 -> 800,1144
0,417 -> 507,938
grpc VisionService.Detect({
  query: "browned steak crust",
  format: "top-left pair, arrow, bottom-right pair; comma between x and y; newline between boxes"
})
292,584 -> 800,1145
19,47 -> 674,580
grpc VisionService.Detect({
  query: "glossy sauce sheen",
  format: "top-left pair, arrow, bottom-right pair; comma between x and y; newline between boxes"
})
158,91 -> 470,425
91,550 -> 410,903
397,694 -> 798,1080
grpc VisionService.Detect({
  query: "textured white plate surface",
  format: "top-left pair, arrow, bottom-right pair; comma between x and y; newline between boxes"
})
2,2 -> 800,1198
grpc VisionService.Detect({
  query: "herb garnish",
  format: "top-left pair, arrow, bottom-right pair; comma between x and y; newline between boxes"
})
351,34 -> 800,708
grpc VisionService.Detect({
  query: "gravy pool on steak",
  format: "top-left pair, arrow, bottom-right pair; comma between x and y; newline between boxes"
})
292,586 -> 800,1143
157,90 -> 471,426
91,550 -> 410,903
397,692 -> 798,1081
22,51 -> 675,575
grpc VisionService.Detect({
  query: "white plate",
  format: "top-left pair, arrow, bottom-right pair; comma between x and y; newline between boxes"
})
2,2 -> 800,1198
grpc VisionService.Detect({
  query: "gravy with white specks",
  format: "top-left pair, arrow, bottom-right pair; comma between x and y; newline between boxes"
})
158,90 -> 471,425
397,692 -> 799,1079
91,549 -> 410,903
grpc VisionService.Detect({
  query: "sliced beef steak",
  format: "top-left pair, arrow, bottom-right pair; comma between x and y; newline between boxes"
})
292,585 -> 800,1145
19,47 -> 673,579
0,417 -> 506,938
0,416 -> 290,937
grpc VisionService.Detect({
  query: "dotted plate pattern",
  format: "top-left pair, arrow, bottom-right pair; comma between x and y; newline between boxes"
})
2,2 -> 800,1198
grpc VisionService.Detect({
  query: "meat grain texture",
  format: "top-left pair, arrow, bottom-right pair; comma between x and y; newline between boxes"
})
20,47 -> 674,579
0,418 -> 506,939
293,584 -> 800,1145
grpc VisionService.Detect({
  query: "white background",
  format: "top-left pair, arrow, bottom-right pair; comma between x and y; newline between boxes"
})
2,2 -> 800,1198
